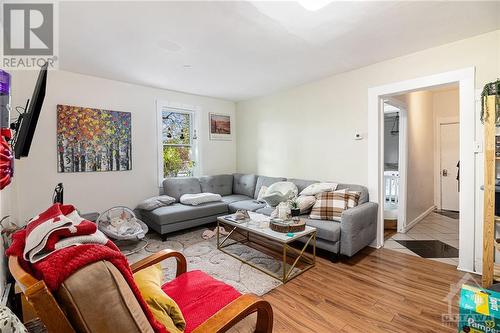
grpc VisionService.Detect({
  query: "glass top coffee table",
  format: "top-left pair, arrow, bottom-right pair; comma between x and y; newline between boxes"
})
216,212 -> 316,283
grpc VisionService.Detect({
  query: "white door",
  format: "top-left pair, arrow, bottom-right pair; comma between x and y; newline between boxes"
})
440,122 -> 460,211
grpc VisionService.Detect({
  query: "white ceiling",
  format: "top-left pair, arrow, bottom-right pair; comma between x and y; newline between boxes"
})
59,1 -> 500,101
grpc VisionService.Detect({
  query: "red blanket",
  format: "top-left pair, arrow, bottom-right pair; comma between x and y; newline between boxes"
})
6,206 -> 168,333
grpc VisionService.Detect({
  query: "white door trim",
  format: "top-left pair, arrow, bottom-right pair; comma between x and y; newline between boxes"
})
434,116 -> 460,210
368,67 -> 476,273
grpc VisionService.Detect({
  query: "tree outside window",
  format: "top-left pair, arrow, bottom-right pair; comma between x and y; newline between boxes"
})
161,110 -> 195,177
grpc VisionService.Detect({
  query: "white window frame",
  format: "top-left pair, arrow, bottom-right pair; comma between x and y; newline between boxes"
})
156,100 -> 200,186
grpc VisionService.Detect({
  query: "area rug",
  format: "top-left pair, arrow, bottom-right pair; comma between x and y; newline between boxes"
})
125,228 -> 293,296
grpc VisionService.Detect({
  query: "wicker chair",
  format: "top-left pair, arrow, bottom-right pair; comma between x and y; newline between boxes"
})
9,250 -> 273,333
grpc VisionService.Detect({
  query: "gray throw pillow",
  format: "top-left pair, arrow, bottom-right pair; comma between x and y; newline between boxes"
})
137,195 -> 176,211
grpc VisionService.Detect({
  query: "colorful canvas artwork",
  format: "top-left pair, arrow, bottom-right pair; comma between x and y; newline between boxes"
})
57,105 -> 132,173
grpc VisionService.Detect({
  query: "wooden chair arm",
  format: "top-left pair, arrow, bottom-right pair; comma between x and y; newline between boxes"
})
192,294 -> 273,333
130,249 -> 187,276
8,256 -> 38,292
9,256 -> 76,333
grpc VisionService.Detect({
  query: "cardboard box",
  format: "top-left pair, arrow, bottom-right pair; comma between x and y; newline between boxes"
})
459,285 -> 500,333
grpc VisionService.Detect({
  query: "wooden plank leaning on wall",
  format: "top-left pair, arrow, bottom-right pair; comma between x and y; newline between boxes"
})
483,95 -> 496,288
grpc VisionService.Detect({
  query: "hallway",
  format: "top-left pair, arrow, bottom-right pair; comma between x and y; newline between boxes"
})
384,211 -> 459,266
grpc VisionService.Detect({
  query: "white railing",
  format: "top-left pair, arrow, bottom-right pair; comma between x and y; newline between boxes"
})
384,171 -> 399,205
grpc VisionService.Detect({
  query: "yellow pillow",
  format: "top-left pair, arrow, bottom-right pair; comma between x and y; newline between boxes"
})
133,264 -> 186,333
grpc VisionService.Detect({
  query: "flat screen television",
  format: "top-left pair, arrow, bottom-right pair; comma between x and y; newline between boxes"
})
12,63 -> 48,159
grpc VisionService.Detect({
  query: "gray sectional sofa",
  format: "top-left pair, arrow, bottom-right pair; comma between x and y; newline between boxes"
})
138,174 -> 378,258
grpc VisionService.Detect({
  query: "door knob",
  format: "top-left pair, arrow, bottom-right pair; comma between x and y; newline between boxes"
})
442,169 -> 448,176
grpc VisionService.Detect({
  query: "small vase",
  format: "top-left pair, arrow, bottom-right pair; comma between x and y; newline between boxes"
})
291,208 -> 300,217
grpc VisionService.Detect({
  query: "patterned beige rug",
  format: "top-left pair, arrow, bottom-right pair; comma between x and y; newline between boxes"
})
125,228 -> 291,296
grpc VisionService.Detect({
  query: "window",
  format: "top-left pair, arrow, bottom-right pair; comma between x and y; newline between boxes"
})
158,102 -> 197,179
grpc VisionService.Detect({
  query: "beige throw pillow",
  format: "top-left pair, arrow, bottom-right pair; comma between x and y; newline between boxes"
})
296,195 -> 316,213
300,182 -> 338,196
347,191 -> 361,208
309,189 -> 347,221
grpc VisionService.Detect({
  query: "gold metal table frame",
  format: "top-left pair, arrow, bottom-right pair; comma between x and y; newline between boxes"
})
216,219 -> 316,283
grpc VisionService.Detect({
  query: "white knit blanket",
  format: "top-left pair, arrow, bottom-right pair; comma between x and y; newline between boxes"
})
180,193 -> 222,206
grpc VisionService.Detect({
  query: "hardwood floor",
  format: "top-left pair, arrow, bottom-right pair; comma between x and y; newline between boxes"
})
263,247 -> 476,333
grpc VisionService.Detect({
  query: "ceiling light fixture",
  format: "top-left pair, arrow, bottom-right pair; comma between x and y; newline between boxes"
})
296,0 -> 332,11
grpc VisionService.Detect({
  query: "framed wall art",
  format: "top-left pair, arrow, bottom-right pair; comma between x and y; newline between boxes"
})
209,113 -> 232,141
57,104 -> 132,172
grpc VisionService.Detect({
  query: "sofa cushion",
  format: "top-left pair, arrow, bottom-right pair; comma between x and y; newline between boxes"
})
228,200 -> 266,213
143,202 -> 227,225
287,178 -> 319,194
233,174 -> 257,197
162,270 -> 241,333
255,207 -> 274,216
337,183 -> 369,204
163,178 -> 201,202
221,194 -> 253,204
254,176 -> 287,199
199,175 -> 233,196
301,217 -> 341,243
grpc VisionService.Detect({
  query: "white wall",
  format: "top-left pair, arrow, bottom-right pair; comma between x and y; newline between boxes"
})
9,70 -> 236,223
236,30 -> 499,184
405,91 -> 435,224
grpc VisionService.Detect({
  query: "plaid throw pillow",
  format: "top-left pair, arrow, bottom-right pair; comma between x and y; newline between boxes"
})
309,190 -> 348,221
347,191 -> 361,208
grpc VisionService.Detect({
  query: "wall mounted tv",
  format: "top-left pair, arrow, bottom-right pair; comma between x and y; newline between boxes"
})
12,63 -> 48,159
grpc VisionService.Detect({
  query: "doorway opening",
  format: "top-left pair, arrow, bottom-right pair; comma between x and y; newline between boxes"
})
382,85 -> 460,267
368,67 -> 475,272
382,99 -> 407,239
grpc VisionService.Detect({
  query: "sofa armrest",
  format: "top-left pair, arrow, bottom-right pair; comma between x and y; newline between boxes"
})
192,294 -> 273,333
130,249 -> 187,277
340,202 -> 379,257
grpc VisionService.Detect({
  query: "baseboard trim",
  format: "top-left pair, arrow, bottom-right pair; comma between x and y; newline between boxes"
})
403,205 -> 435,233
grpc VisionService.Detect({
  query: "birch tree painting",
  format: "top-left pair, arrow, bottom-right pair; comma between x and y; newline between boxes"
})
57,105 -> 132,173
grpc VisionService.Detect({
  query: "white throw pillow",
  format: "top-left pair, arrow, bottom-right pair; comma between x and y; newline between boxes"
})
300,182 -> 338,196
180,193 -> 222,206
257,185 -> 268,201
266,182 -> 298,198
296,195 -> 316,213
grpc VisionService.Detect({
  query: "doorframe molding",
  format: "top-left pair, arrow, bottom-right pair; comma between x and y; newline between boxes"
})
434,116 -> 460,211
368,67 -> 476,273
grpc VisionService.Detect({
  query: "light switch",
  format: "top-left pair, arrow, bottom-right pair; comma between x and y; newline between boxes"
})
473,141 -> 483,153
